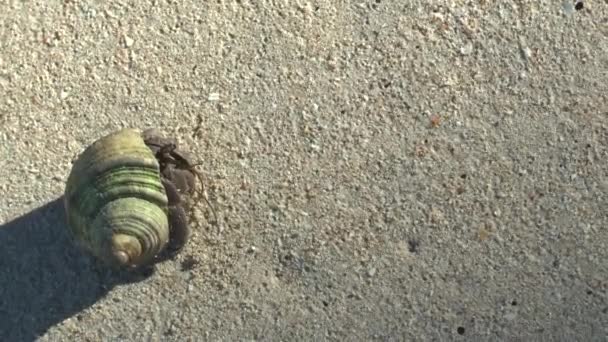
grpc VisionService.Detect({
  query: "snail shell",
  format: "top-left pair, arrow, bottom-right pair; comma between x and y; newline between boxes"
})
64,128 -> 171,269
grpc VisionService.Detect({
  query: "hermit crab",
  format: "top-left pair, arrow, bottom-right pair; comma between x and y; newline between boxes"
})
64,128 -> 210,270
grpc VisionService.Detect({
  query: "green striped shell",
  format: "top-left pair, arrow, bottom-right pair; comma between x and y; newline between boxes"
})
64,128 -> 170,269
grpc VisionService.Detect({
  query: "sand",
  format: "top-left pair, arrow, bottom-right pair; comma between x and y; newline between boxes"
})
0,1 -> 607,341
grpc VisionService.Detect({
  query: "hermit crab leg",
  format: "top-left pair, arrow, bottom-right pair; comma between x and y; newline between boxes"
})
161,178 -> 190,254
142,130 -> 218,225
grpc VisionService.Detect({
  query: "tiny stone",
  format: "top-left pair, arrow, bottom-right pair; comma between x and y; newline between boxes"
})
124,35 -> 134,47
367,267 -> 377,277
521,46 -> 532,62
460,42 -> 473,55
208,92 -> 220,101
562,1 -> 575,15
60,90 -> 69,100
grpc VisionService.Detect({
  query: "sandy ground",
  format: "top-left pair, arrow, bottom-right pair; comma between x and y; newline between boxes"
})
0,0 -> 607,341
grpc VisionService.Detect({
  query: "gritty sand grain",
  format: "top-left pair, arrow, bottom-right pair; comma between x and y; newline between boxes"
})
0,1 -> 607,341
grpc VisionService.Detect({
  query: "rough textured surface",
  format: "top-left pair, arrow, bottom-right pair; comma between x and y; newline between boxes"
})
0,1 -> 607,341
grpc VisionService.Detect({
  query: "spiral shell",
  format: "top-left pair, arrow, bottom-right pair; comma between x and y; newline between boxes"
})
64,128 -> 171,269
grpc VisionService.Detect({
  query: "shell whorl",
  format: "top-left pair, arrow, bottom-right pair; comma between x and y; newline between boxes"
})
64,128 -> 170,268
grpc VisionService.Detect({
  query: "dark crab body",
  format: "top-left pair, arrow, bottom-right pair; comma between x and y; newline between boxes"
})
64,128 -> 199,269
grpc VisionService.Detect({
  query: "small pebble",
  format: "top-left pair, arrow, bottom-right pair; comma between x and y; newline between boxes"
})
124,35 -> 134,47
208,92 -> 220,101
562,1 -> 575,15
460,42 -> 473,55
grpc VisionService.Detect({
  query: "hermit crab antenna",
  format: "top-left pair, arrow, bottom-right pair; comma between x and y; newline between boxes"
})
191,166 -> 219,226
